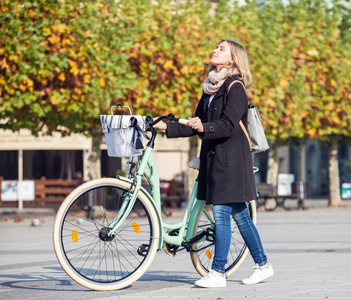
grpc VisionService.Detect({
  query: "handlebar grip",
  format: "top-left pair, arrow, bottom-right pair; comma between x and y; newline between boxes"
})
178,118 -> 189,126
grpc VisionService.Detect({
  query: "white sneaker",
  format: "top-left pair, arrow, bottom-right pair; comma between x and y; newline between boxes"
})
242,263 -> 274,285
195,270 -> 226,288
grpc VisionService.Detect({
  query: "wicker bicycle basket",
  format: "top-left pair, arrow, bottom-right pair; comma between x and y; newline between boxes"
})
100,115 -> 146,157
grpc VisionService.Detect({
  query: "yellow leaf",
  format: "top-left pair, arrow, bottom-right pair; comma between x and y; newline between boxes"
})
129,52 -> 138,58
330,79 -> 336,87
279,79 -> 288,89
62,39 -> 71,46
74,87 -> 82,95
99,77 -> 106,87
56,23 -> 67,33
140,62 -> 147,71
51,97 -> 59,105
58,73 -> 65,81
28,9 -> 35,18
308,127 -> 316,136
272,129 -> 278,135
84,74 -> 91,84
48,35 -> 60,45
68,60 -> 79,76
9,54 -> 19,62
181,66 -> 190,75
19,83 -> 26,92
332,116 -> 339,124
43,27 -> 51,36
164,60 -> 173,69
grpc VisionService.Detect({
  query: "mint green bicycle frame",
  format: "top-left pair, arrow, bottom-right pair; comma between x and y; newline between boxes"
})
108,145 -> 208,251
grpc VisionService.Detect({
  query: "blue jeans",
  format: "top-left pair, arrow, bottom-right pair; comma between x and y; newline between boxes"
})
211,202 -> 267,274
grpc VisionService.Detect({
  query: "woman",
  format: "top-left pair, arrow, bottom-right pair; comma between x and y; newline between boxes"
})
154,40 -> 274,288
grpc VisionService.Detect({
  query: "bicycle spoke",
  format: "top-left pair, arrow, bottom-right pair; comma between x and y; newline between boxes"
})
57,183 -> 156,285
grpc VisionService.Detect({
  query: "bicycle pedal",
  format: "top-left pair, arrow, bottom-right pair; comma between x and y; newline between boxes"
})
162,243 -> 176,258
137,244 -> 149,257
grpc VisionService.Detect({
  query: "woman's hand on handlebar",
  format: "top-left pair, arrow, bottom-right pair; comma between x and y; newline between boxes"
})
152,115 -> 203,132
152,118 -> 167,130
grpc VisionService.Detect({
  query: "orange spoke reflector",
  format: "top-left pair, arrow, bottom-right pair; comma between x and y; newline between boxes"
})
72,230 -> 78,243
132,222 -> 140,234
206,250 -> 212,259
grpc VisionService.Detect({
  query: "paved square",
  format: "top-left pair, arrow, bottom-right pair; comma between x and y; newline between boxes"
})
0,200 -> 350,299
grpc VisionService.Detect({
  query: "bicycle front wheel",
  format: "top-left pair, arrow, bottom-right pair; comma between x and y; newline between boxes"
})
53,178 -> 160,291
190,200 -> 257,277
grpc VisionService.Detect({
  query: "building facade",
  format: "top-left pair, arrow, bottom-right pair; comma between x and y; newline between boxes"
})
1,128 -> 350,200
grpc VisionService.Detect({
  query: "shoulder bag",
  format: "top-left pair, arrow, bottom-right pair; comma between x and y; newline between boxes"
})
227,80 -> 269,153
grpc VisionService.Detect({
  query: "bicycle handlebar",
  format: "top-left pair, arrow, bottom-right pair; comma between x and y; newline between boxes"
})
145,114 -> 188,148
148,113 -> 188,127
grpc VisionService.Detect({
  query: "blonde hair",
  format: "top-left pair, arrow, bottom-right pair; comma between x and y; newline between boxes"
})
207,39 -> 252,92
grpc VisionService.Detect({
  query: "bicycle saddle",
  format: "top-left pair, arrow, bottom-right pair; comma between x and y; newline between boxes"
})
188,157 -> 200,170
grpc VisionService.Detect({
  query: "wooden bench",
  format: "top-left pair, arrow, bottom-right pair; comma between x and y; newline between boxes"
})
255,182 -> 307,211
33,177 -> 80,208
0,177 -> 80,209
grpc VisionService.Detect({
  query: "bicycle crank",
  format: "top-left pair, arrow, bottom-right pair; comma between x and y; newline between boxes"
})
181,227 -> 215,252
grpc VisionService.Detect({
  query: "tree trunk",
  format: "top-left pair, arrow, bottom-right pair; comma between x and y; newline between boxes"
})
328,134 -> 342,207
186,136 -> 199,202
83,128 -> 102,181
266,140 -> 278,187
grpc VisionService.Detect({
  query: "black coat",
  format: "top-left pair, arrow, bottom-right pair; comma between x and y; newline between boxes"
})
166,75 -> 256,204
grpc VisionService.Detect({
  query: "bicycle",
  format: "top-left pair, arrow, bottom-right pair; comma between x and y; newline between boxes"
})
53,114 -> 258,291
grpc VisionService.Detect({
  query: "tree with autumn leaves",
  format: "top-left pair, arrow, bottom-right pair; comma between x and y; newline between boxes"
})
291,0 -> 351,206
214,0 -> 351,206
0,0 -> 217,180
1,0 -> 351,205
0,0 -> 139,180
262,0 -> 351,206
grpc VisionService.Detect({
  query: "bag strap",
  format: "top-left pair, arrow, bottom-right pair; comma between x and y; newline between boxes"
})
227,80 -> 252,151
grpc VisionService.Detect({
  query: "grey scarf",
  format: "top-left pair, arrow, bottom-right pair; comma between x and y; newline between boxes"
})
203,68 -> 231,95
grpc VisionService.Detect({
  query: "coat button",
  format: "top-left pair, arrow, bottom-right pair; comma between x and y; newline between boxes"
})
209,126 -> 215,132
212,107 -> 217,112
209,151 -> 215,157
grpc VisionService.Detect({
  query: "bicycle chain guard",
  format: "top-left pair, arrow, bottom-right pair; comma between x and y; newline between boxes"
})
162,230 -> 179,257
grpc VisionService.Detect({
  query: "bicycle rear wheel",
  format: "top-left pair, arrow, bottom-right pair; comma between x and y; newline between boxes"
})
190,200 -> 256,277
53,178 -> 159,291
